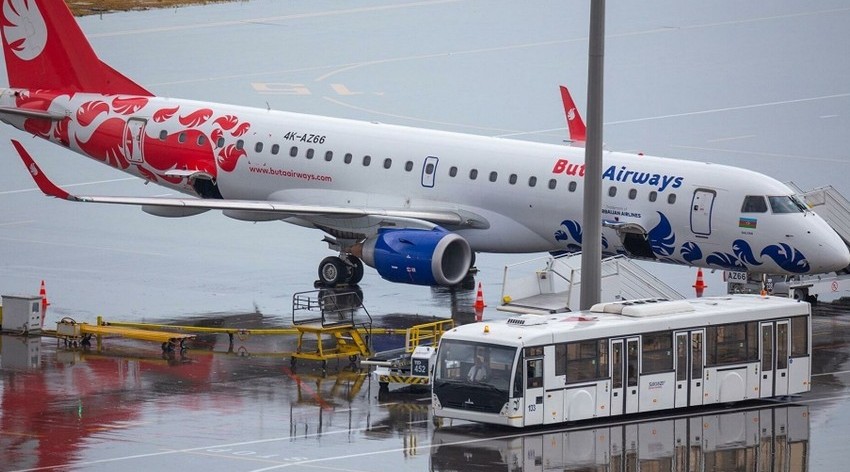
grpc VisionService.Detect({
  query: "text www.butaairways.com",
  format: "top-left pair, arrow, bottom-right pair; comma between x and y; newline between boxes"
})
248,165 -> 333,182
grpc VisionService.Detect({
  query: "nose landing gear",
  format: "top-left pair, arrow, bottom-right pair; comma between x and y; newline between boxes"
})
318,255 -> 364,287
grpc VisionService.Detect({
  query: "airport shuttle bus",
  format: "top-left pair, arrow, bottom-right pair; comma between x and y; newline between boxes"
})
432,295 -> 810,427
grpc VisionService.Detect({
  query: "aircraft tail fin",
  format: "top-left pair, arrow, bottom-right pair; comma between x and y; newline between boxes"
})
0,0 -> 151,95
559,86 -> 586,143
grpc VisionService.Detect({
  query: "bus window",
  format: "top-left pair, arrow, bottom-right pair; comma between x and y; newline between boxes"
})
627,339 -> 639,387
566,339 -> 608,383
527,359 -> 543,389
777,323 -> 788,370
791,316 -> 808,356
512,357 -> 523,397
706,322 -> 758,365
642,331 -> 673,373
612,342 -> 623,389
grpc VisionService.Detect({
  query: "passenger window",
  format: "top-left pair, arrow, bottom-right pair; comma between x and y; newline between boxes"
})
509,174 -> 517,185
290,146 -> 298,157
159,130 -> 167,141
608,186 -> 617,197
306,149 -> 314,159
271,144 -> 280,155
255,142 -> 263,153
325,151 -> 333,161
383,158 -> 392,169
568,181 -> 577,192
548,179 -> 557,190
489,171 -> 498,183
426,163 -> 435,174
649,191 -> 657,202
405,161 -> 414,172
628,189 -> 637,200
178,132 -> 186,143
216,137 -> 225,148
344,153 -> 353,164
449,166 -> 458,177
469,169 -> 478,180
362,155 -> 371,166
528,176 -> 537,187
197,135 -> 206,146
741,195 -> 768,213
667,193 -> 676,204
236,139 -> 244,150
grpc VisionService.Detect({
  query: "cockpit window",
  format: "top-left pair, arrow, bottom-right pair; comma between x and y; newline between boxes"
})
741,196 -> 768,213
769,195 -> 806,214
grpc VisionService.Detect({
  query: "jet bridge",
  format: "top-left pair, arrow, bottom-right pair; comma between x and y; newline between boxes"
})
499,253 -> 684,315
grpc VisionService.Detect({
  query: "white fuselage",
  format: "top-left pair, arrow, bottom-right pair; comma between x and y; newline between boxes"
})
2,89 -> 848,275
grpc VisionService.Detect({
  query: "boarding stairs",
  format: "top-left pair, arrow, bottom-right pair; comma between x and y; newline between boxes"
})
499,253 -> 683,315
290,289 -> 372,372
793,184 -> 850,250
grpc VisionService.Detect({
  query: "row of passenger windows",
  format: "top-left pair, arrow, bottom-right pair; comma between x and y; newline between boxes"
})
158,131 -> 678,203
545,317 -> 808,386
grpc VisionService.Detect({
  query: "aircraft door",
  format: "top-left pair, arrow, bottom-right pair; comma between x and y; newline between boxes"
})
690,189 -> 716,236
524,356 -> 544,425
123,118 -> 147,164
421,156 -> 438,188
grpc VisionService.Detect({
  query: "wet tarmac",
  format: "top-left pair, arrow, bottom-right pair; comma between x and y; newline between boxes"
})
2,0 -> 850,470
0,301 -> 849,471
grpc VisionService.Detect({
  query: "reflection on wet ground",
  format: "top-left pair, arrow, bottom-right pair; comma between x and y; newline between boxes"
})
0,299 -> 848,471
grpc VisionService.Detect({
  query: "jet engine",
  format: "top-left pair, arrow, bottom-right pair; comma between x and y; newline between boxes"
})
357,227 -> 472,286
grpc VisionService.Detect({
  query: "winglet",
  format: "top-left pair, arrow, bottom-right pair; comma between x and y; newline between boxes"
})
11,140 -> 72,200
559,86 -> 586,143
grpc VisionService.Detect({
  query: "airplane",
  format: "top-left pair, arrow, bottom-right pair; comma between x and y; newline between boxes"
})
1,0 -> 848,289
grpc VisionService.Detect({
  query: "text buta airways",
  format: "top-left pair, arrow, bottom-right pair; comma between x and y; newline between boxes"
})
552,159 -> 684,192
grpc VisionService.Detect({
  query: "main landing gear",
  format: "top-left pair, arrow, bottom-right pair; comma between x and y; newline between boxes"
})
318,255 -> 364,287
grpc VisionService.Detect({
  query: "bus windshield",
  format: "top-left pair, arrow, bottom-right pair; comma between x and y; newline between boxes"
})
435,339 -> 517,391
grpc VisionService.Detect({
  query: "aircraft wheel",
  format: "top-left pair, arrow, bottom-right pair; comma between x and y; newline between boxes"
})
347,256 -> 364,285
318,256 -> 346,286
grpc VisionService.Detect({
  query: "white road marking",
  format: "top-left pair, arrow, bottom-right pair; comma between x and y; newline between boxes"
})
670,145 -> 848,164
706,134 -> 756,143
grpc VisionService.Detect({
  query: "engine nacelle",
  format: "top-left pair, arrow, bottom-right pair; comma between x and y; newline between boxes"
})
359,228 -> 472,286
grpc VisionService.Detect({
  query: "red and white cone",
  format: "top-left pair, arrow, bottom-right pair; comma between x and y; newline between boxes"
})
474,282 -> 486,321
693,269 -> 707,298
39,280 -> 50,327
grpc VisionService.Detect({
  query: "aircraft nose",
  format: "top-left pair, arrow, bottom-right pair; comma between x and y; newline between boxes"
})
814,227 -> 850,273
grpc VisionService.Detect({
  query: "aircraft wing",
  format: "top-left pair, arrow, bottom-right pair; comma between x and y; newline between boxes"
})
12,140 -> 489,229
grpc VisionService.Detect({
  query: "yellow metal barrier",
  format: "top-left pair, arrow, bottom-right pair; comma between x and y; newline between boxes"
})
405,319 -> 454,353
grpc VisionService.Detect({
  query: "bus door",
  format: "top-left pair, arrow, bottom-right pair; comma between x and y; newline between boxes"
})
761,321 -> 790,397
611,337 -> 640,415
524,356 -> 544,425
676,330 -> 705,407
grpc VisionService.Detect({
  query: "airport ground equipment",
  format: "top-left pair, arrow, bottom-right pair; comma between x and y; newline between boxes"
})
289,290 -> 372,372
499,253 -> 683,314
0,295 -> 43,334
56,316 -> 195,352
364,318 -> 454,392
433,295 -> 811,427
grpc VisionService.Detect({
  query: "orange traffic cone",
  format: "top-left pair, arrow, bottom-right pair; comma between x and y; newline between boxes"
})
693,269 -> 707,298
474,282 -> 486,321
39,280 -> 50,326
